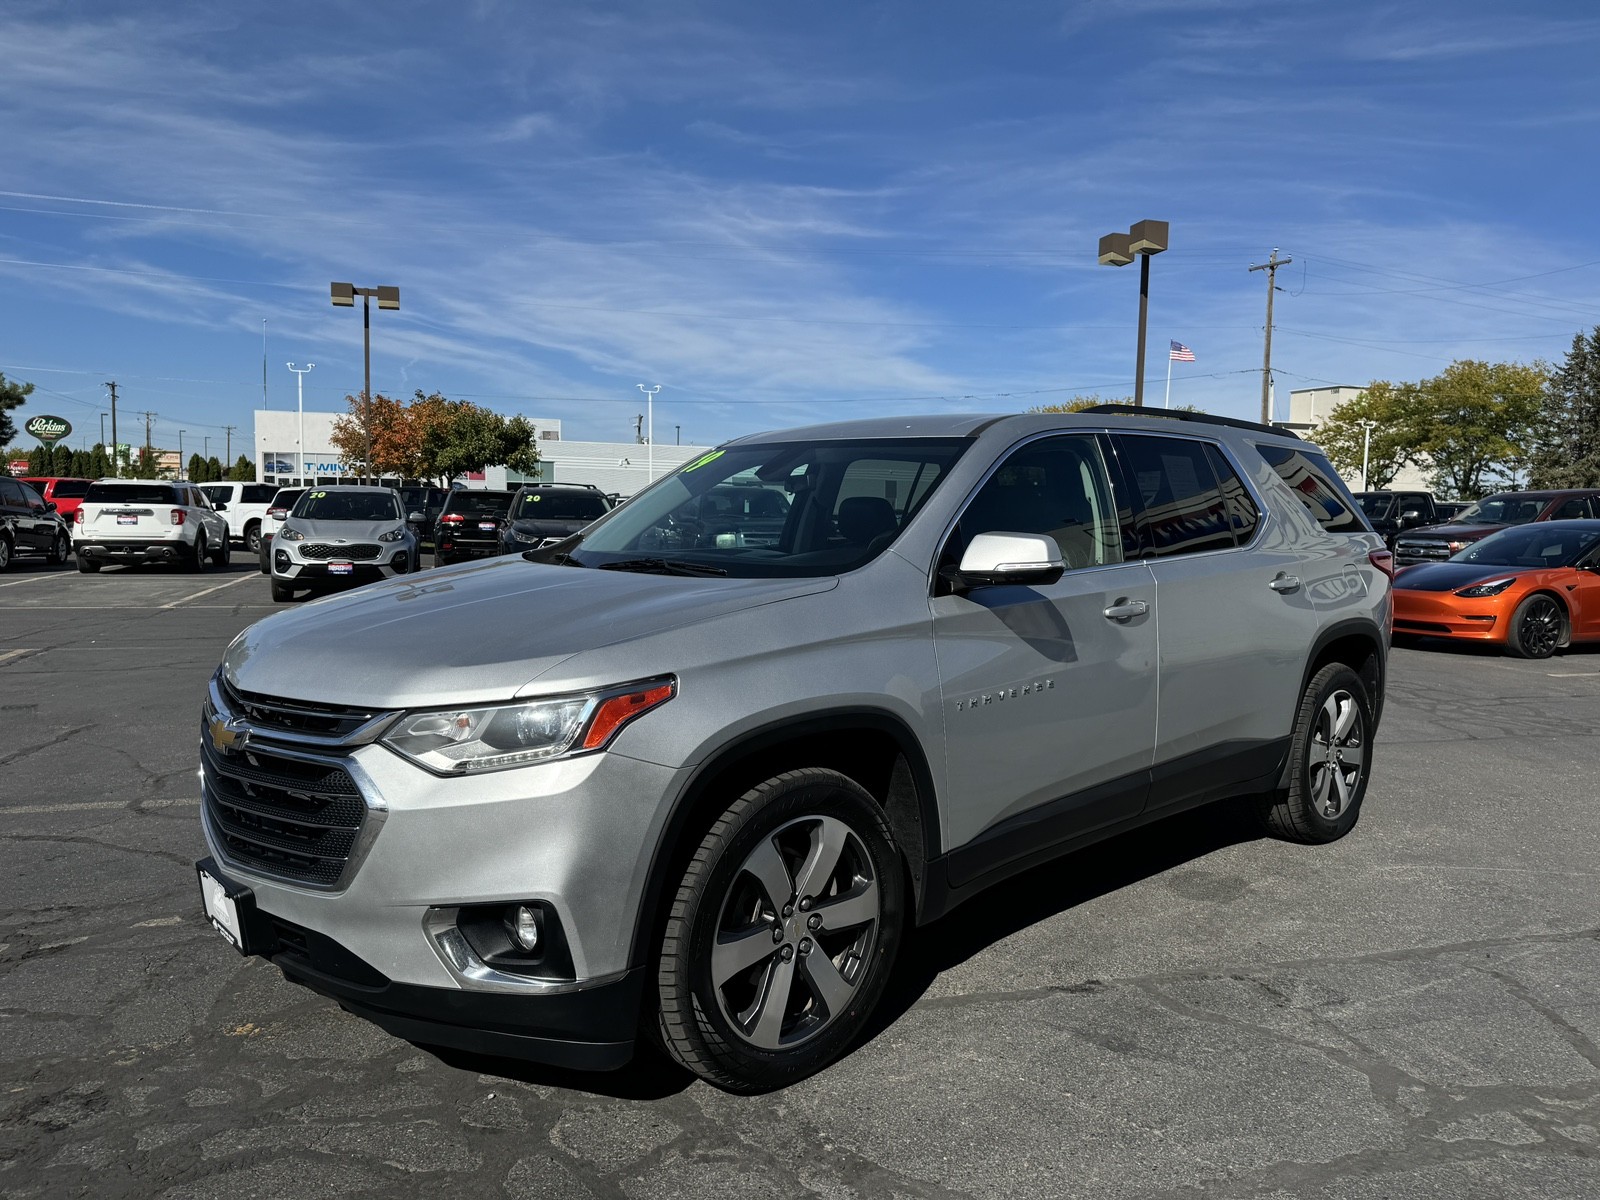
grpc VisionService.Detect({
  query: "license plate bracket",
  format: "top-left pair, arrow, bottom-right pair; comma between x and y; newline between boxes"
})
117,515 -> 138,525
329,562 -> 354,575
196,860 -> 254,955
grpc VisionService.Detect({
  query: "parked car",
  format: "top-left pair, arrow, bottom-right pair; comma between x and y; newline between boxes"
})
1434,501 -> 1472,521
1393,490 -> 1600,566
499,483 -> 613,553
1393,520 -> 1600,658
0,476 -> 72,570
196,407 -> 1390,1092
74,479 -> 229,572
19,477 -> 93,526
433,489 -> 517,566
257,487 -> 306,574
268,485 -> 418,602
399,485 -> 450,551
200,482 -> 279,554
1354,490 -> 1438,546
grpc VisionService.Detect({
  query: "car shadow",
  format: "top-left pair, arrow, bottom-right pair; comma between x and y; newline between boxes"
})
430,797 -> 1263,1099
1399,635 -> 1600,660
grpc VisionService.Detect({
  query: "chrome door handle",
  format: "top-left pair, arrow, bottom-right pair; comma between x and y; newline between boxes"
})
1270,574 -> 1301,593
1103,598 -> 1149,621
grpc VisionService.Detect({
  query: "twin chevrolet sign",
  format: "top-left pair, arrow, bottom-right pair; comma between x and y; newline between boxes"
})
24,415 -> 72,444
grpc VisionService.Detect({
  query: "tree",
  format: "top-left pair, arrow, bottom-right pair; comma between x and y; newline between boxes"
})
1028,394 -> 1133,414
1413,360 -> 1545,498
0,372 -> 34,446
187,453 -> 206,483
331,392 -> 415,481
1529,328 -> 1600,489
1314,382 -> 1425,491
204,455 -> 223,482
134,446 -> 158,477
229,454 -> 254,481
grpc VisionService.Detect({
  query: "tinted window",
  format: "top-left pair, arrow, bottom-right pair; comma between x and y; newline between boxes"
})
514,490 -> 610,521
85,483 -> 177,503
200,485 -> 229,504
0,478 -> 23,505
269,489 -> 305,510
1451,493 -> 1548,526
1459,524 -> 1600,567
1207,444 -> 1259,544
49,479 -> 91,498
292,490 -> 401,521
1114,434 -> 1236,556
442,491 -> 516,517
1257,445 -> 1366,534
1356,493 -> 1395,518
1552,497 -> 1594,520
242,484 -> 277,503
952,434 -> 1122,570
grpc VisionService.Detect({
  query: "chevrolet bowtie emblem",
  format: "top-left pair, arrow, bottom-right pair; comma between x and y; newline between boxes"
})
209,715 -> 247,754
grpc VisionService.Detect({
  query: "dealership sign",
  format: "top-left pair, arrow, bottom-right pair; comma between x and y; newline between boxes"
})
24,415 -> 72,444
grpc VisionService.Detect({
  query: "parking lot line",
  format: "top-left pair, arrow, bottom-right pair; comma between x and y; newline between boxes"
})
160,572 -> 260,609
0,574 -> 60,589
0,648 -> 38,667
0,797 -> 199,816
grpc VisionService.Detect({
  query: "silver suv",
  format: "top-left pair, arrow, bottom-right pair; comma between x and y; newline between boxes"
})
196,409 -> 1390,1092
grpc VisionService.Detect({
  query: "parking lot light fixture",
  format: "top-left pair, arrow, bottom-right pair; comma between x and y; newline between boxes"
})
288,363 -> 315,485
330,282 -> 400,482
1359,419 -> 1377,490
1097,220 -> 1169,406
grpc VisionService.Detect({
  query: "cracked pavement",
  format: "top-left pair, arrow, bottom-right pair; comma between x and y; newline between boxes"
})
1,556 -> 1597,1197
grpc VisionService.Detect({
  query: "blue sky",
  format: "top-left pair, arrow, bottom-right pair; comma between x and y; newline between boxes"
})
4,0 -> 1599,456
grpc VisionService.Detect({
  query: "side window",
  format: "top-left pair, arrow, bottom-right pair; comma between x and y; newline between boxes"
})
1206,444 -> 1259,544
1256,444 -> 1366,533
19,482 -> 45,510
200,485 -> 225,504
951,435 -> 1122,571
1113,434 -> 1236,557
243,484 -> 277,504
1552,497 -> 1589,520
0,478 -> 25,506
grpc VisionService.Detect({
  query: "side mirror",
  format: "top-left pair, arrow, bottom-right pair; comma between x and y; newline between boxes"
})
408,511 -> 425,523
43,500 -> 57,513
945,532 -> 1065,592
213,501 -> 228,511
270,510 -> 286,521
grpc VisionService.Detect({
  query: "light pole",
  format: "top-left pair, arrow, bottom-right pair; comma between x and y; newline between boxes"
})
1098,220 -> 1169,406
331,282 -> 400,482
637,384 -> 660,483
99,412 -> 107,451
178,429 -> 187,480
1359,419 -> 1377,491
288,362 -> 315,484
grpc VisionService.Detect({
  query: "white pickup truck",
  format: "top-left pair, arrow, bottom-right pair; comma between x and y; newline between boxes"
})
200,482 -> 279,554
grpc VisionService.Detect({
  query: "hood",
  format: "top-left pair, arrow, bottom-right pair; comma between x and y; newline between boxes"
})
285,517 -> 408,542
1394,562 -> 1528,592
222,557 -> 837,707
1398,521 -> 1503,542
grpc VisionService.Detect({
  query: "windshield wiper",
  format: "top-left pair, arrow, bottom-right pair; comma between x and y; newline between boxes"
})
523,550 -> 586,566
597,558 -> 728,577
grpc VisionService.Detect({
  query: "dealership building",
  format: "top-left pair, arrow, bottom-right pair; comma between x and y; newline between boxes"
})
253,409 -> 708,497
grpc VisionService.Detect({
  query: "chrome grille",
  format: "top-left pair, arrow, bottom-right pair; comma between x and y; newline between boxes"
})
201,736 -> 366,887
220,678 -> 380,739
299,542 -> 382,561
1395,540 -> 1450,562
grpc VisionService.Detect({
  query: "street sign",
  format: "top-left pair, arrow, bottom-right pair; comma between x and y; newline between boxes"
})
24,415 -> 72,444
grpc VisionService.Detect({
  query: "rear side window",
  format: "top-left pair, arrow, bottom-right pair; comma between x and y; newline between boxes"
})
1256,444 -> 1366,534
1551,496 -> 1596,520
1207,444 -> 1260,544
1113,434 -> 1236,557
242,484 -> 277,503
51,479 -> 91,498
85,483 -> 177,504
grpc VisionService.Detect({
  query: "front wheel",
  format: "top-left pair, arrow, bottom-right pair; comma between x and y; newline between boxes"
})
270,577 -> 295,602
1255,663 -> 1373,844
244,521 -> 262,555
1506,593 -> 1564,659
655,768 -> 904,1093
0,536 -> 12,572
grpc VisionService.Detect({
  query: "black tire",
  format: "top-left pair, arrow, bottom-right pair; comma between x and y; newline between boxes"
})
46,533 -> 69,566
1256,663 -> 1373,844
0,535 -> 11,573
1505,593 -> 1565,660
244,521 -> 262,554
212,530 -> 230,567
270,577 -> 295,602
655,768 -> 904,1093
434,552 -> 447,569
77,555 -> 101,573
187,532 -> 208,573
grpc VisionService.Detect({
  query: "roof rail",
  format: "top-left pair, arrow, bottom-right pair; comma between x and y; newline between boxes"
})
517,480 -> 601,490
1078,404 -> 1300,440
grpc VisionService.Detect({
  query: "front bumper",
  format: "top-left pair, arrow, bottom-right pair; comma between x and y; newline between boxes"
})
1392,592 -> 1503,640
272,545 -> 414,582
75,538 -> 189,563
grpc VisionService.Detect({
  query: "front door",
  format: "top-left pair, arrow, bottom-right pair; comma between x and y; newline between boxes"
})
931,433 -> 1158,886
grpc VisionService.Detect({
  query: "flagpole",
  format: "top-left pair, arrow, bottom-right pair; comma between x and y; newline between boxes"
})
1164,348 -> 1172,409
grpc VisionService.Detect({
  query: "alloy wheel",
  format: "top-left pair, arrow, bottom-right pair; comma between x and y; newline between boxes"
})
1518,597 -> 1562,658
710,814 -> 880,1051
1308,689 -> 1364,820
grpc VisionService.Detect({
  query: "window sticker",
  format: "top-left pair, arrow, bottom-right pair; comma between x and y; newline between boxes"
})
681,450 -> 725,473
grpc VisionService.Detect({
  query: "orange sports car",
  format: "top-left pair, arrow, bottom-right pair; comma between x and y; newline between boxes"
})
1393,520 -> 1600,658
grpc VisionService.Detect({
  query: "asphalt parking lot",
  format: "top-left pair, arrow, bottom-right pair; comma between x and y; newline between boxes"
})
2,554 -> 1598,1199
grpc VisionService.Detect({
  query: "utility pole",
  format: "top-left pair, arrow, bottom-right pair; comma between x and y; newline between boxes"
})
137,411 -> 157,475
634,413 -> 644,443
223,424 -> 236,465
106,381 -> 119,474
1248,248 -> 1291,425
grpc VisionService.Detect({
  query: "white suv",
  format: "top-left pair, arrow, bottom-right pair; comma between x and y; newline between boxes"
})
75,479 -> 230,572
200,482 -> 278,554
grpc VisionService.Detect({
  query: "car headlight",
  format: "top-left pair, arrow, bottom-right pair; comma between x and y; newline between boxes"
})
377,528 -> 407,542
1455,576 -> 1516,598
505,528 -> 537,543
381,677 -> 676,774
1445,540 -> 1469,554
277,525 -> 305,542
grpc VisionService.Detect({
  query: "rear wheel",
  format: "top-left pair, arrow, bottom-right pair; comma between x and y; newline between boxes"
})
1506,593 -> 1564,659
187,532 -> 208,573
655,768 -> 904,1093
77,555 -> 101,573
270,577 -> 295,602
212,530 -> 230,567
46,533 -> 69,566
1255,663 -> 1372,844
0,536 -> 11,572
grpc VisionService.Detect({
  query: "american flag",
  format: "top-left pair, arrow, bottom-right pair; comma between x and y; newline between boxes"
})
1169,341 -> 1196,362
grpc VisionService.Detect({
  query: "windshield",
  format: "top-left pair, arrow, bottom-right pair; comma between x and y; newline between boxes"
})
1451,494 -> 1547,526
538,437 -> 970,578
1356,493 -> 1395,518
1455,524 -> 1600,568
443,491 -> 515,517
84,483 -> 175,503
291,490 -> 401,522
514,490 -> 609,521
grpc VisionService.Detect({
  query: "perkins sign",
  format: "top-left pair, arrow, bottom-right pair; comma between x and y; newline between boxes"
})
24,415 -> 72,444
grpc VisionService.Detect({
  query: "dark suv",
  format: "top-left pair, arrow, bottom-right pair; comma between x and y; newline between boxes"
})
0,476 -> 72,570
433,489 -> 516,566
1393,489 -> 1600,566
399,485 -> 449,551
500,483 -> 613,553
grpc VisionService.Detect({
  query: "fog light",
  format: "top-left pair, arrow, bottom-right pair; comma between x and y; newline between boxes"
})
274,549 -> 290,570
510,905 -> 540,951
